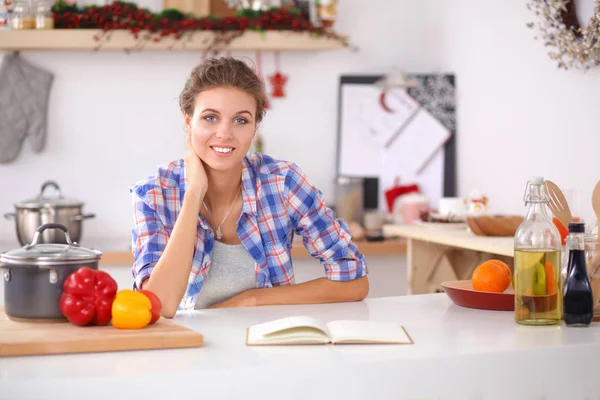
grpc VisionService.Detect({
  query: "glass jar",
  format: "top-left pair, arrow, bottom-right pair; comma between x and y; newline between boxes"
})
9,0 -> 34,29
0,0 -> 9,30
334,176 -> 364,225
513,177 -> 562,325
34,0 -> 53,29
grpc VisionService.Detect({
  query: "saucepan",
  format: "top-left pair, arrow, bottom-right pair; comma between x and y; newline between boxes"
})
0,223 -> 102,321
4,180 -> 96,245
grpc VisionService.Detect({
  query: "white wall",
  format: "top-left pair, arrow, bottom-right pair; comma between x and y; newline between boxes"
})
1,0 -> 600,245
440,0 -> 600,226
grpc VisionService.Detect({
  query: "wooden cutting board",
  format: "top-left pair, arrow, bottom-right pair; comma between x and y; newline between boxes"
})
0,308 -> 204,357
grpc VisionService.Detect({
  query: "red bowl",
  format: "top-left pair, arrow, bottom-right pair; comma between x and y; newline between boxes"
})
441,280 -> 514,311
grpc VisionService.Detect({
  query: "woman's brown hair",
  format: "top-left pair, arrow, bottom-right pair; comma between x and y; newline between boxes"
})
179,57 -> 267,124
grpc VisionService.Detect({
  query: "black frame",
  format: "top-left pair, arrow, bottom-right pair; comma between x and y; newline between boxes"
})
334,74 -> 457,197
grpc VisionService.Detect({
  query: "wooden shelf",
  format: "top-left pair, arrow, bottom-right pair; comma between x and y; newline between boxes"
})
0,29 -> 347,51
98,238 -> 407,267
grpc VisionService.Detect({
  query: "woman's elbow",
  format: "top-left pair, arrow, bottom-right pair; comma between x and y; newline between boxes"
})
161,307 -> 177,319
349,276 -> 369,301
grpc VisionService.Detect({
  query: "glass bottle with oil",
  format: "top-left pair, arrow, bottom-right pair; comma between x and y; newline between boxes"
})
514,177 -> 562,325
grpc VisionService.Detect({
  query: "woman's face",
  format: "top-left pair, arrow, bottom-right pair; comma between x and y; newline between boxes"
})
185,86 -> 257,171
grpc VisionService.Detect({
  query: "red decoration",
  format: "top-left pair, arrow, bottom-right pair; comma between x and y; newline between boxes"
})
269,73 -> 287,98
268,52 -> 288,98
384,177 -> 420,213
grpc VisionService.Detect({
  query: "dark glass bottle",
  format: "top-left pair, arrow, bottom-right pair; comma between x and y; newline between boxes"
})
563,222 -> 594,326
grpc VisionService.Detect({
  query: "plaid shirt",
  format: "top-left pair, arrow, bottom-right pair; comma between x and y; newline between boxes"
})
130,152 -> 368,310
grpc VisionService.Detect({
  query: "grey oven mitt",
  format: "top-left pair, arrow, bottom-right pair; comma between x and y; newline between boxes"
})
17,54 -> 54,153
0,52 -> 28,163
0,52 -> 54,163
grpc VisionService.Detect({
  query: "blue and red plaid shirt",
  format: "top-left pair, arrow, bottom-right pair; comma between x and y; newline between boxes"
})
130,152 -> 368,310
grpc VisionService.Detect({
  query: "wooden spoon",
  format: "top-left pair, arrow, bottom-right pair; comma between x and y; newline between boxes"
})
544,180 -> 574,229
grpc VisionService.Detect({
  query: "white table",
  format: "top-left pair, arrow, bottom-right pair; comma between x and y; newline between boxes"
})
384,224 -> 515,294
1,294 -> 599,400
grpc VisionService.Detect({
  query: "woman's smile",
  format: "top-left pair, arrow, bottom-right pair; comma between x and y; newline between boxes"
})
211,145 -> 235,156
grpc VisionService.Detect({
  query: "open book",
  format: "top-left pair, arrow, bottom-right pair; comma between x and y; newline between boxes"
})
245,316 -> 413,346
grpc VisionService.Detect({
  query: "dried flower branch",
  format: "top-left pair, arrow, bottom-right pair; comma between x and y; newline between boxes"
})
526,0 -> 600,70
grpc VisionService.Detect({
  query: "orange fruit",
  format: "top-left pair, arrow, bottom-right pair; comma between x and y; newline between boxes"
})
488,259 -> 512,289
472,261 -> 510,293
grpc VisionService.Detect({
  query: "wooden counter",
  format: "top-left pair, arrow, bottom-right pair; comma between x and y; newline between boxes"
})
383,224 -> 515,295
98,238 -> 407,266
383,224 -> 514,257
0,238 -> 406,267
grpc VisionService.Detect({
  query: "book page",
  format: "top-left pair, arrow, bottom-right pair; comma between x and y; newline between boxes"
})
247,316 -> 331,345
326,320 -> 412,344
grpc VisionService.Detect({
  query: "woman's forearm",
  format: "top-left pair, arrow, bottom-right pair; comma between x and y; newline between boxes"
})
208,276 -> 369,309
141,189 -> 204,317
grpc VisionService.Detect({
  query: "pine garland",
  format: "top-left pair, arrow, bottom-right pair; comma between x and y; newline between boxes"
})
50,1 -> 348,52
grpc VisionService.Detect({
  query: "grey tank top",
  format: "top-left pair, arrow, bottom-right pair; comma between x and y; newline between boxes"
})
194,241 -> 257,309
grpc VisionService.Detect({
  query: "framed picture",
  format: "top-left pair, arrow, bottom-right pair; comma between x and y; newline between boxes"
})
335,74 -> 457,212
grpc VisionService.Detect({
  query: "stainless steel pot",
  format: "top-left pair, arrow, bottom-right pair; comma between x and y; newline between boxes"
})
4,180 -> 95,246
0,224 -> 102,321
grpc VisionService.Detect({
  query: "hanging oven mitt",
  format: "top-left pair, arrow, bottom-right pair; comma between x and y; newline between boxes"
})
0,52 -> 28,163
15,53 -> 54,153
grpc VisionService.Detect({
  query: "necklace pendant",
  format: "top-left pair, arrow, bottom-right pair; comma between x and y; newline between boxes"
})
216,226 -> 223,240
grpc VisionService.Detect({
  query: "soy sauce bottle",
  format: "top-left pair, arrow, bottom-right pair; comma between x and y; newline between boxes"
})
563,222 -> 594,326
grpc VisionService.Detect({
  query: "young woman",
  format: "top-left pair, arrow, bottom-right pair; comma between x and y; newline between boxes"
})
130,57 -> 369,317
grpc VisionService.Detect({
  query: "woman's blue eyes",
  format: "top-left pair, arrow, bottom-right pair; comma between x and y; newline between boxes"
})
203,116 -> 248,124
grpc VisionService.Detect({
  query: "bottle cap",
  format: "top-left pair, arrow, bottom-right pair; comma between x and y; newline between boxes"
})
531,177 -> 544,185
568,222 -> 585,233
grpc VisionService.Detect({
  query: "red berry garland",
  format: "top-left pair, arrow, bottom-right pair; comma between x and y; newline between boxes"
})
51,1 -> 349,52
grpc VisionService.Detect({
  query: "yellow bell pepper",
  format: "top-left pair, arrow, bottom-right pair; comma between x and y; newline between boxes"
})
111,289 -> 152,329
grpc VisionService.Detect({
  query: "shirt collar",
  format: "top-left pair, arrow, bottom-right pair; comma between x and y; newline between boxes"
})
241,155 -> 258,216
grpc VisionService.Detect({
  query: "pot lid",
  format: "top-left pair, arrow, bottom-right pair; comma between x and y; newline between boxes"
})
1,242 -> 102,266
0,223 -> 102,266
15,180 -> 84,209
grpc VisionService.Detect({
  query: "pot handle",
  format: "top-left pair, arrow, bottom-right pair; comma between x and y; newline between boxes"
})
4,212 -> 15,221
25,223 -> 77,249
39,180 -> 62,199
70,213 -> 96,221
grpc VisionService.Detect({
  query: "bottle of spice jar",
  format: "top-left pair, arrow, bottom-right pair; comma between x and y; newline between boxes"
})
34,0 -> 53,29
0,0 -> 10,30
10,0 -> 34,29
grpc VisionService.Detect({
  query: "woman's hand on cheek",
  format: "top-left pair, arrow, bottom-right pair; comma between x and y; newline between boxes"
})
184,130 -> 208,210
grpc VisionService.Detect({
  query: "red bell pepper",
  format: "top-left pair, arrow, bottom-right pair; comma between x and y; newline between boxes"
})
59,267 -> 118,327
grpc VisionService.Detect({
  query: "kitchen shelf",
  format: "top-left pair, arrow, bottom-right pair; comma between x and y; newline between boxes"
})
97,238 -> 407,266
0,29 -> 347,51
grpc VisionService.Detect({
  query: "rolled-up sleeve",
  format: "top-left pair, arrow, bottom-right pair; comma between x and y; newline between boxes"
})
286,164 -> 368,281
130,184 -> 169,290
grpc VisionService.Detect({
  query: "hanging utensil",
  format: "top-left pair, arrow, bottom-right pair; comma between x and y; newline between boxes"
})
544,180 -> 574,229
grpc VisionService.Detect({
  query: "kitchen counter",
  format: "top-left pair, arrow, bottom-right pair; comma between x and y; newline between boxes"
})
0,237 -> 408,266
383,224 -> 515,294
1,294 -> 599,400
